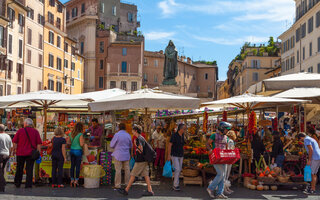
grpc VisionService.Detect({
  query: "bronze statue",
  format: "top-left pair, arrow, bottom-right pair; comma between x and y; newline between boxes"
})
163,40 -> 178,85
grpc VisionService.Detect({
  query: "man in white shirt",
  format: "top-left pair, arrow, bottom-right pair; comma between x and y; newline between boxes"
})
0,124 -> 13,192
152,125 -> 166,169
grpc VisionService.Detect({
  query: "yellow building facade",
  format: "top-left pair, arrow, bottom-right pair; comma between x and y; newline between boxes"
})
43,0 -> 83,94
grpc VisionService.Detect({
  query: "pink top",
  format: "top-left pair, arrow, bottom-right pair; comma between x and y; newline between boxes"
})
13,127 -> 42,156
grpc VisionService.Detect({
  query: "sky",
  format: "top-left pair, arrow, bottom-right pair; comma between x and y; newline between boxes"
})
61,0 -> 295,80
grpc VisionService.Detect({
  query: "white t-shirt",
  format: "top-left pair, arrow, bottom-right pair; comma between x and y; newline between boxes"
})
152,130 -> 166,149
0,133 -> 13,156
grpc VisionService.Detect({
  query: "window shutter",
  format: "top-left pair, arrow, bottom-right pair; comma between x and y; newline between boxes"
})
257,60 -> 260,68
3,27 -> 6,49
251,60 -> 254,68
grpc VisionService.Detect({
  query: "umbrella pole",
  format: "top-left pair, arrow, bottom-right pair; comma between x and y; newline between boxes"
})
304,104 -> 307,133
44,102 -> 48,141
276,105 -> 279,131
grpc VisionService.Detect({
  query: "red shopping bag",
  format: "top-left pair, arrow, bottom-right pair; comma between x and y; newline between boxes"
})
209,148 -> 240,164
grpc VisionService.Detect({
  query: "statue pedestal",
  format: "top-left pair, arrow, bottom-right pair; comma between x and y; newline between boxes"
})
159,84 -> 181,94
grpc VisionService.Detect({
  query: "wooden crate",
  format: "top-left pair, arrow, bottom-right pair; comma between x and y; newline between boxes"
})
183,176 -> 203,187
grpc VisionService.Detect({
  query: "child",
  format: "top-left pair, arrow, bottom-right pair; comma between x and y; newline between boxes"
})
51,127 -> 67,188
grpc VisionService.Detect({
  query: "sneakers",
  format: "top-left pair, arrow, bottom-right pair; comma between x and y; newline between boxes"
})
117,188 -> 128,196
142,191 -> 154,196
207,188 -> 215,198
215,194 -> 228,199
304,189 -> 317,195
172,186 -> 181,191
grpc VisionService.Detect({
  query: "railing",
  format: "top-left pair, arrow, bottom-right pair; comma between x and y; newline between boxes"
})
296,0 -> 320,22
108,72 -> 139,77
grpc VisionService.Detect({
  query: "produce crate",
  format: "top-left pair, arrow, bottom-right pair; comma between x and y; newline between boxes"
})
183,176 -> 203,187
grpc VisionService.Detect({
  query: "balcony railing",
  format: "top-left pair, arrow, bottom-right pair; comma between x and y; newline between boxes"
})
296,0 -> 320,22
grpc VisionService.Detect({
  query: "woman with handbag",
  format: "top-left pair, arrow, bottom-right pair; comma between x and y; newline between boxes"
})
51,127 -> 67,188
67,122 -> 84,187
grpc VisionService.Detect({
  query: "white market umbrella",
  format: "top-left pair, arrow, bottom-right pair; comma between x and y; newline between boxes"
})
202,93 -> 309,110
273,88 -> 320,103
74,88 -> 126,102
89,88 -> 200,112
263,72 -> 320,91
0,90 -> 93,140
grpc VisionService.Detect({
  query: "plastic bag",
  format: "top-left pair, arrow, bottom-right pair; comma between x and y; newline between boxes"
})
304,165 -> 312,182
162,161 -> 173,178
82,165 -> 106,178
129,157 -> 135,170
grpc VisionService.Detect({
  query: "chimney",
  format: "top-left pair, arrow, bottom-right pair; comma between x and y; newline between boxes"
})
159,50 -> 163,54
181,56 -> 186,62
187,57 -> 192,64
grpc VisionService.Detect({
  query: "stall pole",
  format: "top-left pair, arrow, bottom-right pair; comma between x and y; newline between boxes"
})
43,101 -> 48,141
299,104 -> 302,132
304,104 -> 307,133
276,105 -> 279,131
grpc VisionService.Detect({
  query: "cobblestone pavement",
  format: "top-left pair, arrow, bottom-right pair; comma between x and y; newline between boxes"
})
1,181 -> 320,200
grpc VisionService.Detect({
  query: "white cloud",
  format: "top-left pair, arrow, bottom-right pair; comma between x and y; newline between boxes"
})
158,0 -> 179,17
145,31 -> 176,40
193,35 -> 269,46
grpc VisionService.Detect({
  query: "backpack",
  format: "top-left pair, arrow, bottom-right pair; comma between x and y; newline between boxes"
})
140,137 -> 157,162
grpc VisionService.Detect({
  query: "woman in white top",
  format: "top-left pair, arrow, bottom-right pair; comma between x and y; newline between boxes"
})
0,124 -> 13,192
224,130 -> 236,195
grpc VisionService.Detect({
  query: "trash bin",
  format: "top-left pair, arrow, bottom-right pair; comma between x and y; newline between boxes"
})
82,165 -> 105,189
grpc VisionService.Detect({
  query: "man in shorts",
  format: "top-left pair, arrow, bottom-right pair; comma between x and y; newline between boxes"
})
298,132 -> 320,195
118,125 -> 154,196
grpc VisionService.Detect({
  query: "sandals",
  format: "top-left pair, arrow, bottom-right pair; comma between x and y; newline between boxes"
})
58,185 -> 65,188
70,180 -> 74,187
73,181 -> 79,187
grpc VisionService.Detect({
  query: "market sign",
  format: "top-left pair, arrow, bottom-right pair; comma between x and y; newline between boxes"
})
258,120 -> 272,127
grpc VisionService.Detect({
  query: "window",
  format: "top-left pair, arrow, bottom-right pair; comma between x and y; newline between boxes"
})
308,16 -> 314,33
38,54 -> 42,68
64,75 -> 67,84
56,81 -> 62,92
17,87 -> 22,94
56,17 -> 61,29
121,61 -> 127,73
193,74 -> 196,80
303,47 -> 305,60
57,4 -> 63,13
0,85 -> 3,96
296,28 -> 300,43
57,58 -> 62,70
100,2 -> 105,13
18,14 -> 24,33
122,48 -> 127,56
49,0 -> 55,7
318,63 -> 320,74
8,35 -> 12,54
27,49 -> 31,64
253,72 -> 259,82
49,31 -> 54,44
301,23 -> 306,38
100,60 -> 103,69
57,36 -> 61,48
72,7 -> 78,18
78,70 -> 80,78
26,79 -> 31,92
48,12 -> 54,24
66,11 -> 70,21
48,79 -> 54,91
81,3 -> 85,14
18,40 -> 22,58
317,11 -> 320,28
38,82 -> 42,91
64,42 -> 69,52
251,60 -> 260,68
38,14 -> 44,25
39,34 -> 43,49
7,85 -> 11,95
205,73 -> 208,80
310,42 -> 312,56
120,81 -> 126,90
7,7 -> 15,22
70,78 -> 74,86
0,26 -> 4,47
99,41 -> 104,53
144,58 -> 147,65
128,12 -> 133,22
308,66 -> 313,73
27,8 -> 34,20
99,77 -> 103,88
64,59 -> 68,68
27,28 -> 32,45
154,59 -> 158,67
112,6 -> 116,16
110,81 -> 116,89
143,73 -> 148,82
318,37 -> 320,52
49,54 -> 54,67
131,82 -> 137,91
154,74 -> 158,83
71,62 -> 75,70
297,50 -> 300,63
80,42 -> 84,55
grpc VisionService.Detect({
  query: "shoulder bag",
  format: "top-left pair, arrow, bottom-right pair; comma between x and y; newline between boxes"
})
25,128 -> 41,160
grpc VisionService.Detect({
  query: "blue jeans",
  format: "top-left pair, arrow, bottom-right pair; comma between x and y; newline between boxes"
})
276,155 -> 285,168
70,150 -> 82,181
172,156 -> 183,187
208,164 -> 227,195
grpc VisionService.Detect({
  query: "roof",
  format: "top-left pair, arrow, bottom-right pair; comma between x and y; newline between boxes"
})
192,63 -> 217,68
111,41 -> 142,45
265,66 -> 281,74
144,51 -> 165,58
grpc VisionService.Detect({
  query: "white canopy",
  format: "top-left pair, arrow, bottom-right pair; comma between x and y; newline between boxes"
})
202,93 -> 309,110
89,88 -> 200,111
74,88 -> 126,102
273,88 -> 320,103
0,90 -> 92,108
263,72 -> 320,90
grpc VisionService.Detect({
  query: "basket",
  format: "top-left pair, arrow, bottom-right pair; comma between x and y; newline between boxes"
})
290,176 -> 304,182
285,155 -> 300,161
277,176 -> 290,183
183,168 -> 199,177
257,176 -> 275,184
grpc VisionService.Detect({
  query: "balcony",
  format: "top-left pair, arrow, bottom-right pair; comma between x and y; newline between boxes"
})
295,0 -> 320,22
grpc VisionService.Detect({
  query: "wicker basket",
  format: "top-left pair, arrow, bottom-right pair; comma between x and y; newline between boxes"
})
183,168 -> 199,177
277,176 -> 290,183
257,176 -> 275,184
285,155 -> 300,161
